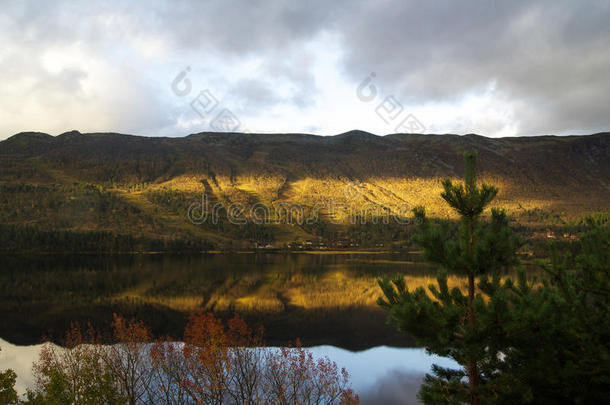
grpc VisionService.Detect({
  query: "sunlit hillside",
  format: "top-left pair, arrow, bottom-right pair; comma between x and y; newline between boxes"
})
1,130 -> 608,250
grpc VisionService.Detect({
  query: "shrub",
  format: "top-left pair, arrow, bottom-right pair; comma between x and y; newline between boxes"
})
28,313 -> 359,405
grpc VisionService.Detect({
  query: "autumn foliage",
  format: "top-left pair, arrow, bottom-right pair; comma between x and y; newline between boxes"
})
26,313 -> 358,404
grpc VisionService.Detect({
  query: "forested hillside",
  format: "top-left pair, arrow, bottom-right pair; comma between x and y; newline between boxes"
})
1,130 -> 608,251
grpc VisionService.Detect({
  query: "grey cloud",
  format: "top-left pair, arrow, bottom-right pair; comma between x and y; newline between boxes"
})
1,0 -> 609,137
230,79 -> 280,108
116,0 -> 610,135
337,0 -> 610,134
31,69 -> 88,95
2,0 -> 327,132
153,0 -> 345,55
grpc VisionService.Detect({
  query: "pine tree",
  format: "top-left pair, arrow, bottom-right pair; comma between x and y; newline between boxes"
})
378,151 -> 521,404
514,217 -> 610,403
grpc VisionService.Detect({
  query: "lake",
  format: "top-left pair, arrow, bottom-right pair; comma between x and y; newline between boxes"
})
0,252 -> 467,403
0,337 -> 458,405
1,252 -> 456,348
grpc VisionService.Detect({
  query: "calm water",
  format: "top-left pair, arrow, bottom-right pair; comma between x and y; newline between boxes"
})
1,253 -> 461,404
0,337 -> 458,405
0,252 -> 436,348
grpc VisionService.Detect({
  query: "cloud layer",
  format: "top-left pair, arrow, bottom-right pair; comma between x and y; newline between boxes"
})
1,0 -> 609,139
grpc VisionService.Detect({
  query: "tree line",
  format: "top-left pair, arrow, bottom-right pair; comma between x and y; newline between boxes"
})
0,224 -> 214,253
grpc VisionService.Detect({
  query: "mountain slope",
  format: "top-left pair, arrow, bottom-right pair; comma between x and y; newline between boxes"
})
0,130 -> 608,248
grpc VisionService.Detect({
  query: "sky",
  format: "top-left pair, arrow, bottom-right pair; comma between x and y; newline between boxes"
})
1,0 -> 609,139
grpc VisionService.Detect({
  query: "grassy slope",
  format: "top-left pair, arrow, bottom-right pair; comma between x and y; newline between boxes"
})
0,130 -> 608,247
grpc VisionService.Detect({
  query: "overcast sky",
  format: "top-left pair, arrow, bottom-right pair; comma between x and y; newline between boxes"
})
1,0 -> 609,139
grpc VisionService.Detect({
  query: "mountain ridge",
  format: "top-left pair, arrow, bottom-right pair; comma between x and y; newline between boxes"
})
1,130 -> 608,248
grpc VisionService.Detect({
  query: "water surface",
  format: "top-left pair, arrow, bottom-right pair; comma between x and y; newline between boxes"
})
1,252 -> 445,348
0,337 -> 458,405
